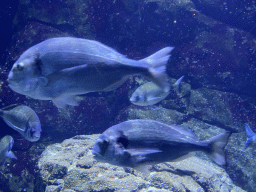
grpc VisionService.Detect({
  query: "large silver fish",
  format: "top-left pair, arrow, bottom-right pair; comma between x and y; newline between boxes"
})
0,135 -> 17,164
92,120 -> 231,171
7,37 -> 173,108
0,104 -> 41,142
130,76 -> 184,106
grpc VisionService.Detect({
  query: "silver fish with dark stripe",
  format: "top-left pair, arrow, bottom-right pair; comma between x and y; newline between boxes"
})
92,120 -> 231,171
0,104 -> 41,142
8,37 -> 173,108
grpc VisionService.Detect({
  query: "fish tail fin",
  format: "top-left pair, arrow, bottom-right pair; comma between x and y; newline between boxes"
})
245,124 -> 255,149
205,131 -> 232,166
141,47 -> 174,92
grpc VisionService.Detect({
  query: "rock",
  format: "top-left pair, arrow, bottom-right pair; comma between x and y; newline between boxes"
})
225,132 -> 256,192
187,88 -> 256,132
191,0 -> 256,34
38,134 -> 245,192
114,105 -> 187,125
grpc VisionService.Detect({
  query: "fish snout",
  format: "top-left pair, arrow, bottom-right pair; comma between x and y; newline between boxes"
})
7,72 -> 16,85
92,144 -> 101,156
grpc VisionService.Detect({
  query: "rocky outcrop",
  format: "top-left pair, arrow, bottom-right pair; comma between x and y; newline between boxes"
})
38,134 -> 245,192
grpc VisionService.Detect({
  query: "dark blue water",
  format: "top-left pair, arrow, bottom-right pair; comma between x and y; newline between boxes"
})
0,0 -> 256,191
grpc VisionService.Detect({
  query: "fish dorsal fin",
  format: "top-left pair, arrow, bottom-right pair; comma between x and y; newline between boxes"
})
1,104 -> 20,111
170,124 -> 197,139
172,75 -> 184,93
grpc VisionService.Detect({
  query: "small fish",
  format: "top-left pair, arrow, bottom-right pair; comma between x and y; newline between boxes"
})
0,135 -> 17,164
7,37 -> 173,108
92,120 -> 231,172
245,124 -> 256,149
130,76 -> 184,106
0,104 -> 41,142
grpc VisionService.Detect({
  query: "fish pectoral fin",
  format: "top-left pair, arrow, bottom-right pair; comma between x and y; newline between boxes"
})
45,64 -> 88,87
1,104 -> 20,111
39,76 -> 48,86
24,78 -> 38,91
6,151 -> 17,160
125,148 -> 162,156
147,96 -> 163,101
60,64 -> 88,75
4,120 -> 25,132
103,77 -> 127,92
52,95 -> 80,109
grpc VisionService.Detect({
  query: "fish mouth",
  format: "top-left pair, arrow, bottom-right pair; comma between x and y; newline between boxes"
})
7,78 -> 17,85
91,149 -> 98,156
91,148 -> 102,158
6,78 -> 12,83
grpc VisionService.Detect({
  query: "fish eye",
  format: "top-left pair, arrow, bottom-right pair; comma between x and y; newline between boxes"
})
117,135 -> 129,148
135,95 -> 140,102
140,95 -> 145,102
97,140 -> 109,155
16,63 -> 24,71
30,129 -> 36,137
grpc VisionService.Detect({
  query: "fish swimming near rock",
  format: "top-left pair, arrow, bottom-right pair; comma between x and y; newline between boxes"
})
0,104 -> 41,142
244,124 -> 256,149
92,120 -> 231,172
0,135 -> 17,164
130,76 -> 184,106
7,37 -> 173,108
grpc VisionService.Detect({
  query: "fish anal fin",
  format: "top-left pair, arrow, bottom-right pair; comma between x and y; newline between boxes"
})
170,152 -> 195,162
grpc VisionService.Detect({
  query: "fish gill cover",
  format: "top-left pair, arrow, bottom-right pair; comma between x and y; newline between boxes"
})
0,0 -> 255,192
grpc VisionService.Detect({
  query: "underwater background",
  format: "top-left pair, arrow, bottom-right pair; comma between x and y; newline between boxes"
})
0,0 -> 256,191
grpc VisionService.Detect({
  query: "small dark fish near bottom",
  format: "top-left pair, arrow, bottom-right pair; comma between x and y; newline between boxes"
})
92,120 -> 231,172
